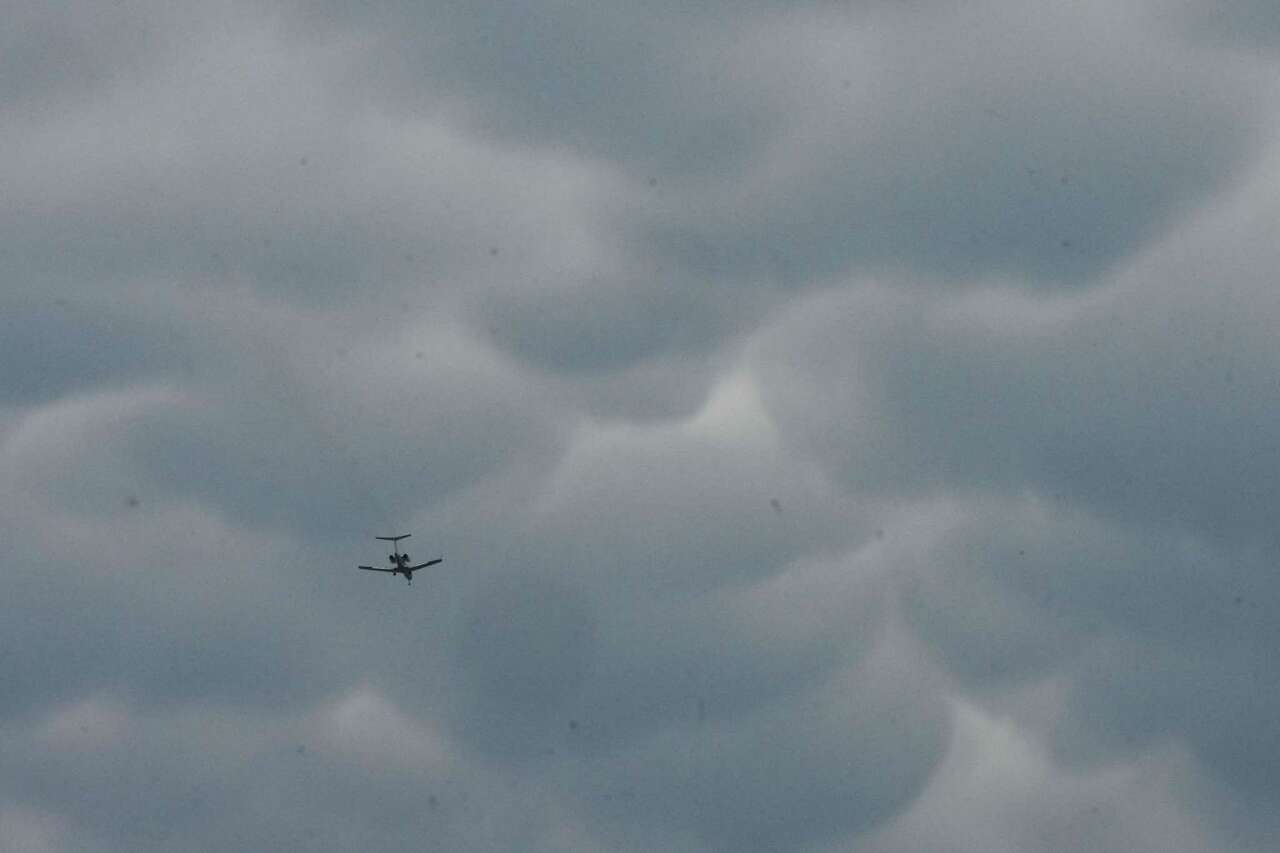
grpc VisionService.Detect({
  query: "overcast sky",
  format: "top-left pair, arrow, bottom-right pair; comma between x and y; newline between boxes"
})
4,1 -> 1280,850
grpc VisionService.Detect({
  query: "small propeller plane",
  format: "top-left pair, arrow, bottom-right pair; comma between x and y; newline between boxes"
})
357,535 -> 442,585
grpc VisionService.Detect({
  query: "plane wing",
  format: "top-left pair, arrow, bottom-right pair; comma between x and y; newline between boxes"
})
357,565 -> 397,573
407,558 -> 442,570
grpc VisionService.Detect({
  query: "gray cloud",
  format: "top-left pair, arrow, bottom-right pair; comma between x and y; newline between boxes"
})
746,161 -> 1280,811
4,1 -> 1280,850
0,1 -> 172,113
1174,1 -> 1280,49
640,0 -> 1264,287
576,641 -> 949,852
753,170 -> 1280,541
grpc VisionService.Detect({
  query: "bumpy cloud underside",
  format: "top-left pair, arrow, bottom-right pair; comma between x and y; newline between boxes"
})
4,1 -> 1280,851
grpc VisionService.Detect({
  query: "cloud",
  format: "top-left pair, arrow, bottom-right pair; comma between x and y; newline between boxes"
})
0,803 -> 89,853
637,0 -> 1265,287
575,636 -> 949,852
1172,0 -> 1280,50
861,701 -> 1231,853
4,1 -> 1280,850
752,144 -> 1280,540
746,141 -> 1280,810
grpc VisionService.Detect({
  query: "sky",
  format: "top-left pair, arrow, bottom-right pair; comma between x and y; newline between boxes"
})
3,1 -> 1280,850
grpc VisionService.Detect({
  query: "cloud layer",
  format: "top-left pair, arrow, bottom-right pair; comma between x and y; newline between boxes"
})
4,1 -> 1280,850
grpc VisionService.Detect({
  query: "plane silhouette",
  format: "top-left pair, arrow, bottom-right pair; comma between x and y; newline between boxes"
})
357,535 -> 442,585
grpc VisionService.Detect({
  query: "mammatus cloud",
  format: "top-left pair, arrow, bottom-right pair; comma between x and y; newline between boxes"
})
4,1 -> 1280,850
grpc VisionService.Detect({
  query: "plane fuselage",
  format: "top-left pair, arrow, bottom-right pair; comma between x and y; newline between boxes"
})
391,553 -> 413,583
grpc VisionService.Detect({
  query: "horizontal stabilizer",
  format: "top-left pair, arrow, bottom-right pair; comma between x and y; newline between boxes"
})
375,534 -> 411,542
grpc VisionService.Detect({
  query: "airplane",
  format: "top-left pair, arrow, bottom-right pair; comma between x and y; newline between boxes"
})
357,535 -> 442,585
